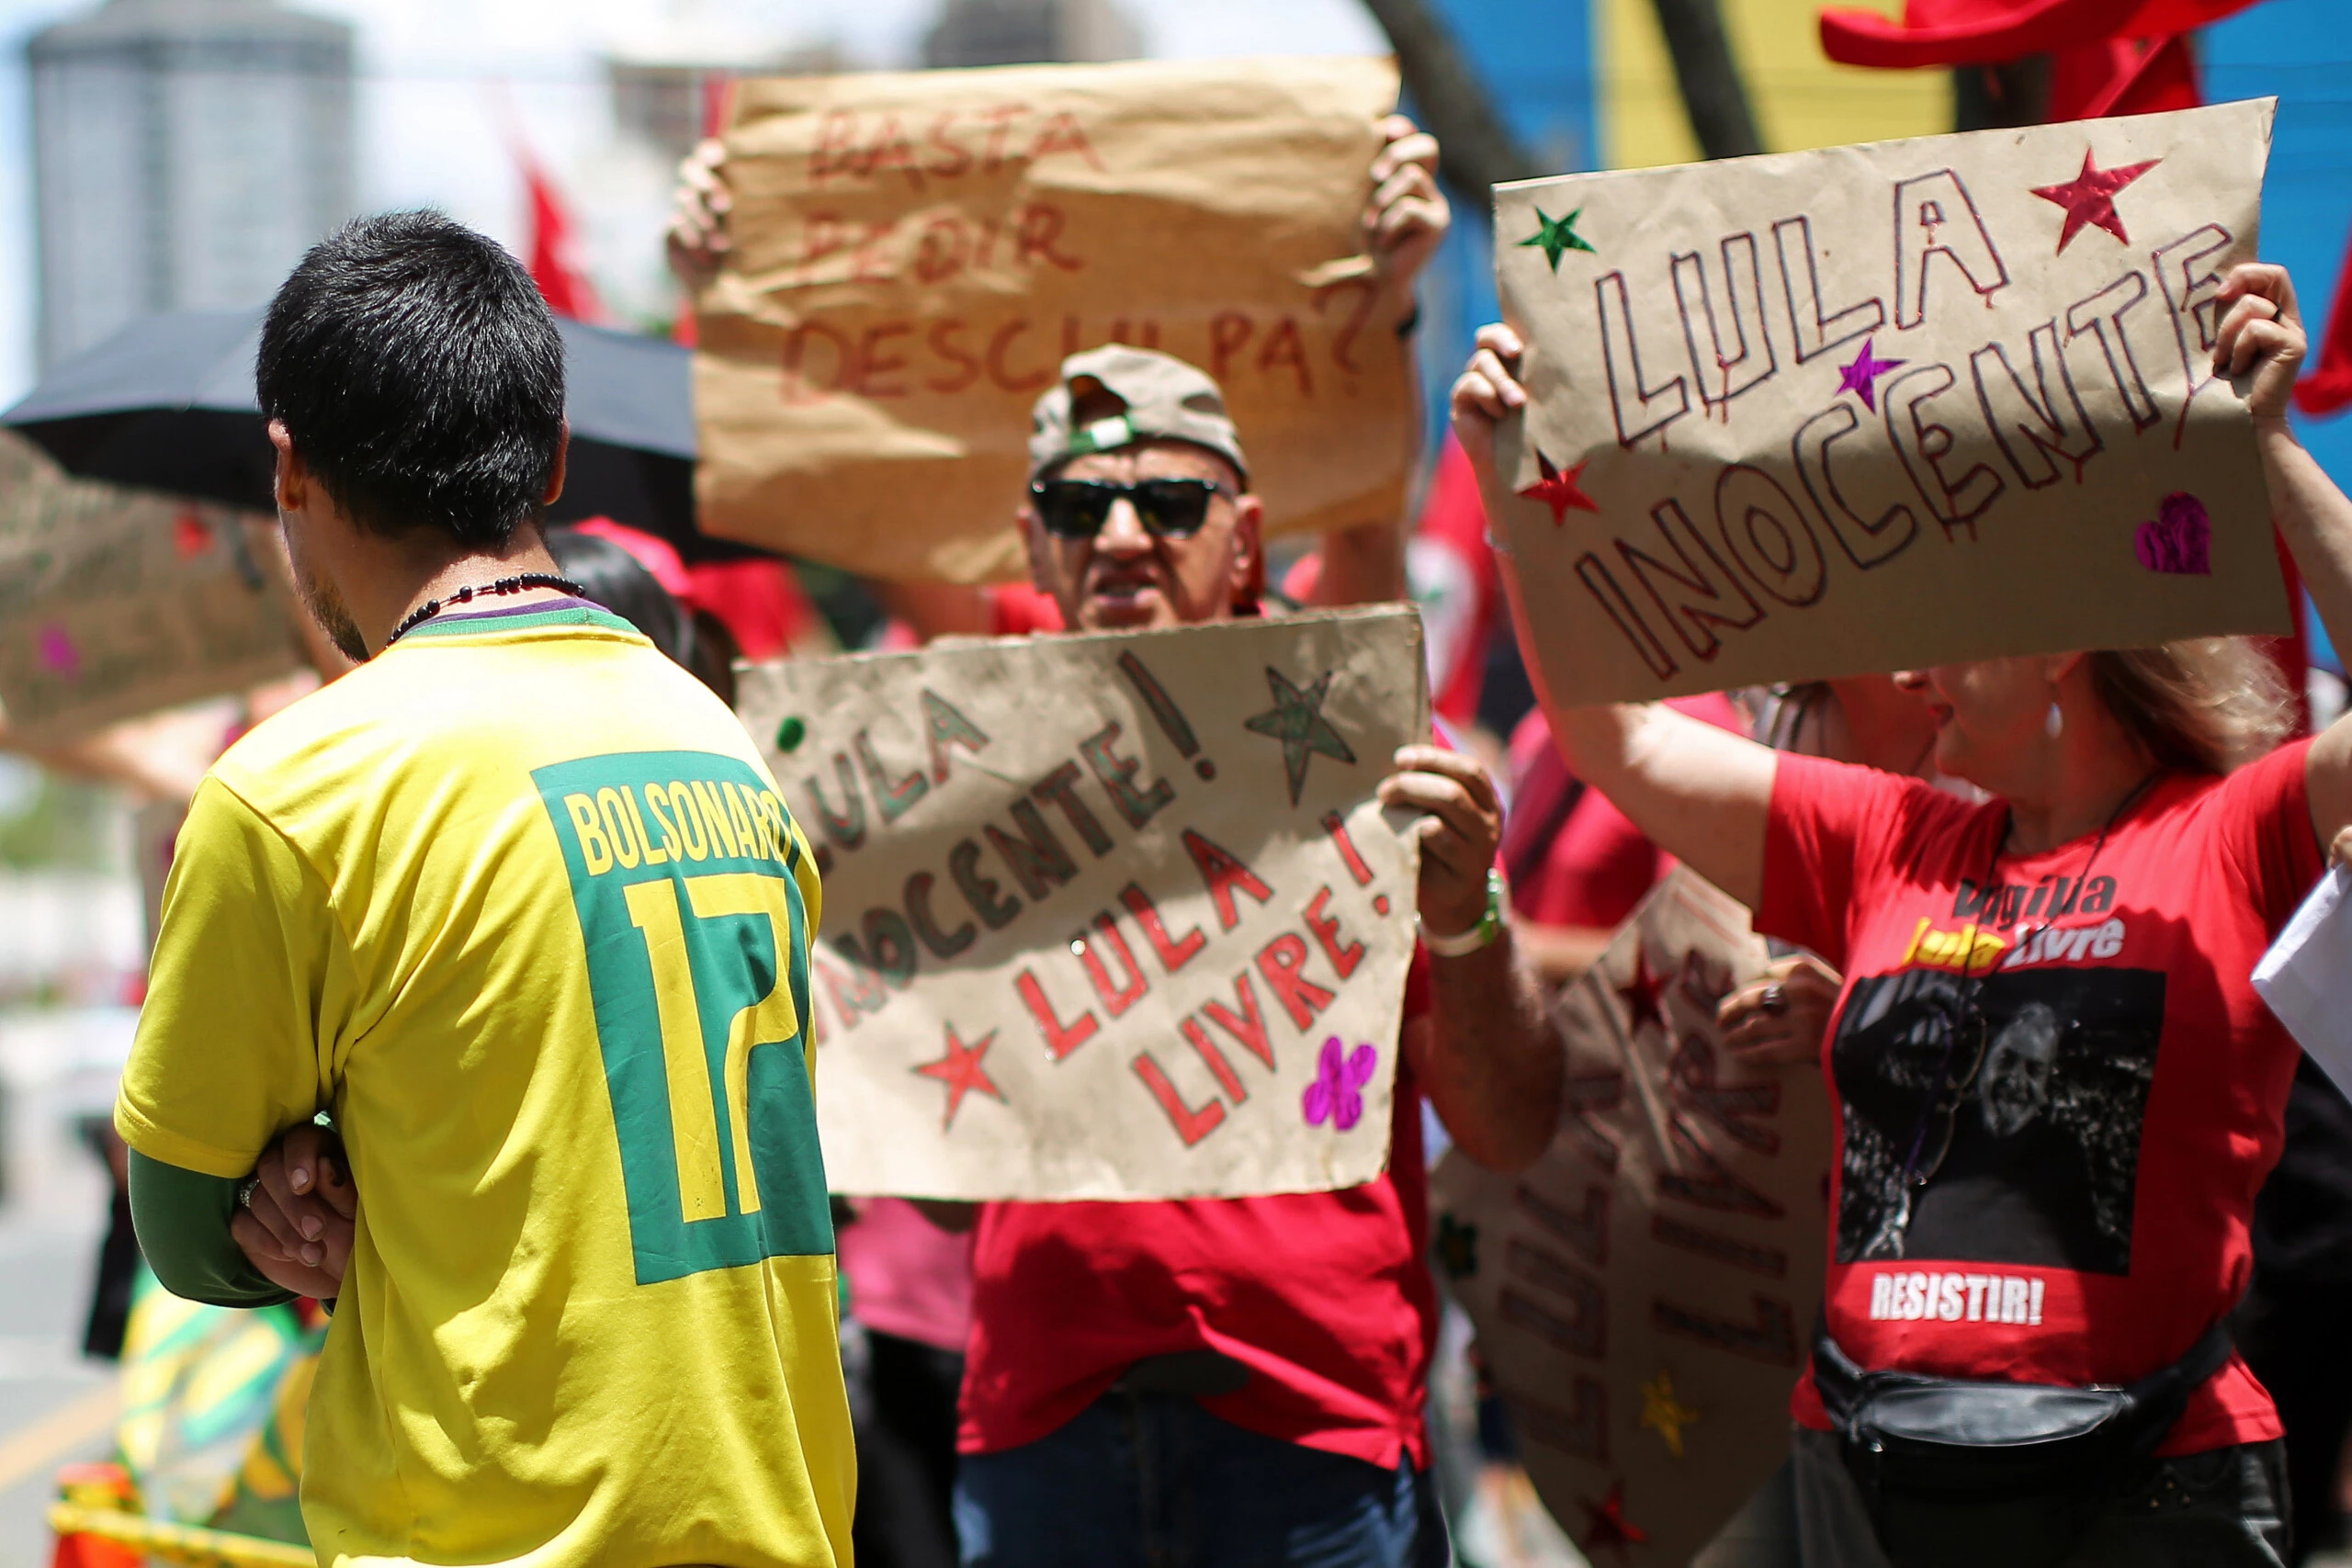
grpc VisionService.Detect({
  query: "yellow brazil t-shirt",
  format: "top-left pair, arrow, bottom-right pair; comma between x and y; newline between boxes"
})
116,603 -> 853,1568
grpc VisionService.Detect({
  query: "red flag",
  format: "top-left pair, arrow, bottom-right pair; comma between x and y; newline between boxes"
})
2292,226 -> 2352,419
2051,31 -> 2200,120
1819,0 -> 2265,70
521,155 -> 605,324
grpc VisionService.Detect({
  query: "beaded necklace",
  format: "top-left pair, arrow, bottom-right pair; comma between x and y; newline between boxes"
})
382,573 -> 587,649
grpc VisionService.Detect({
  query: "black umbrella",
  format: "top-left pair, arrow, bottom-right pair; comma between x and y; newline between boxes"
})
1,308 -> 763,563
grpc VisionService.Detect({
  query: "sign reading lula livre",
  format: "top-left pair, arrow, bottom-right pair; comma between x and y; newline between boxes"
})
1492,99 -> 2288,705
1432,872 -> 1830,1565
697,56 -> 1415,585
736,608 -> 1428,1201
0,433 -> 298,747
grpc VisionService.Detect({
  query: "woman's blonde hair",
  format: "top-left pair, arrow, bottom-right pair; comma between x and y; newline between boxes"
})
2088,637 -> 2296,776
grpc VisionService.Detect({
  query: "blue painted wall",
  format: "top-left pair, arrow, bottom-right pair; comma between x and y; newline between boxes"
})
1408,0 -> 1597,455
2207,0 -> 2352,670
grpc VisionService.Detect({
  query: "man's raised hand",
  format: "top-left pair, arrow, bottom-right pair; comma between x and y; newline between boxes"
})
665,138 -> 732,292
231,1122 -> 357,1300
1365,115 -> 1449,329
1378,745 -> 1503,940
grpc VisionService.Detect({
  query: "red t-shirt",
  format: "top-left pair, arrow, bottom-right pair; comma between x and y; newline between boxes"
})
959,957 -> 1438,1469
1761,742 -> 2323,1455
1507,693 -> 1745,931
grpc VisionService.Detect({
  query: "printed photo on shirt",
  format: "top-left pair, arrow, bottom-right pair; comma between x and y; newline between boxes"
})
1831,965 -> 2165,1273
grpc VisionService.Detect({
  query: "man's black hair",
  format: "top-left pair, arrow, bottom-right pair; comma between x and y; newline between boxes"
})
256,210 -> 565,547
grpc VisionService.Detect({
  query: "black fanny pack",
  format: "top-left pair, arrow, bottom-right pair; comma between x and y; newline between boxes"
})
1812,1318 -> 2233,1565
1813,1318 -> 2232,1495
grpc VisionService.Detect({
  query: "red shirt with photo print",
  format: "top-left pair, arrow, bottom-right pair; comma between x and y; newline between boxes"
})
1760,740 -> 2322,1455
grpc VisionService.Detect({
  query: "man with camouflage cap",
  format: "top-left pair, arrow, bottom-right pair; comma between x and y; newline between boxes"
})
1018,343 -> 1263,632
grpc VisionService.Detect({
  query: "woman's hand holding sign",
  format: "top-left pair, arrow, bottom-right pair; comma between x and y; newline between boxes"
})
666,137 -> 731,292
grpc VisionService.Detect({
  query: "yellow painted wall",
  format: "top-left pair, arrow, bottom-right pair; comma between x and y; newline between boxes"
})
1600,0 -> 1953,169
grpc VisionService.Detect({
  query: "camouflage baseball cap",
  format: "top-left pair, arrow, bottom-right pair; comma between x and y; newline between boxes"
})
1027,344 -> 1249,484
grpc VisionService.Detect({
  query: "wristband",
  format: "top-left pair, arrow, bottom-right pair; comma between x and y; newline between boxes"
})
1421,867 -> 1506,958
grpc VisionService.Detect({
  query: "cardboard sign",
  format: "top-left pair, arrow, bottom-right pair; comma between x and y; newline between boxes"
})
697,56 -> 1415,584
734,607 -> 1428,1201
1490,99 -> 2288,705
0,434 -> 298,747
1431,872 -> 1830,1564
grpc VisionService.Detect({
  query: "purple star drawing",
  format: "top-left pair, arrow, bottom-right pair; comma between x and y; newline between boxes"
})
1837,337 -> 1905,412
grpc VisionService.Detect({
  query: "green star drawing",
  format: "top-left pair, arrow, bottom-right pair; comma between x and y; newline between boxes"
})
1243,665 -> 1356,806
1519,206 -> 1597,272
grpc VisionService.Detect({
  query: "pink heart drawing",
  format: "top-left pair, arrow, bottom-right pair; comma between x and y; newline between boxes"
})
1302,1036 -> 1379,1132
37,624 -> 77,677
2133,491 -> 2211,576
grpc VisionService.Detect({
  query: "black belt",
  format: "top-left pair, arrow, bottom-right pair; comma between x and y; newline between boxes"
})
1110,1349 -> 1250,1398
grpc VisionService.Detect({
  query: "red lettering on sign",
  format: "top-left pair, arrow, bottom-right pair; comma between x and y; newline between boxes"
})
1259,315 -> 1313,397
977,104 -> 1025,173
986,319 -> 1051,393
1257,932 -> 1336,1031
1015,967 -> 1099,1060
1210,311 -> 1253,381
1320,811 -> 1375,886
1133,1052 -> 1226,1145
914,217 -> 967,285
1027,110 -> 1103,170
1314,276 -> 1382,377
862,115 -> 924,191
1203,972 -> 1274,1070
1076,912 -> 1149,1017
1014,202 -> 1083,273
1180,1015 -> 1247,1102
1302,886 -> 1365,980
781,321 -> 852,402
810,111 -> 858,184
926,320 -> 981,393
1120,883 -> 1205,973
852,321 -> 912,399
1183,829 -> 1274,931
849,219 -> 895,283
819,952 -> 888,1022
797,213 -> 852,285
926,110 -> 973,178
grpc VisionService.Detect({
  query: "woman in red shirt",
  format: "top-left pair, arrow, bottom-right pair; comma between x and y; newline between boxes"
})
1453,264 -> 2352,1566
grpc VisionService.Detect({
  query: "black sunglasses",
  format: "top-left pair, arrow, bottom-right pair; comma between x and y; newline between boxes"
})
1031,478 -> 1229,541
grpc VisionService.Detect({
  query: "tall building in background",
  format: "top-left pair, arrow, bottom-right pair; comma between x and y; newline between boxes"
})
922,0 -> 1139,69
28,0 -> 356,371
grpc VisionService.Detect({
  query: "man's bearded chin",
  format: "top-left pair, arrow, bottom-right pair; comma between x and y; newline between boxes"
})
301,575 -> 370,662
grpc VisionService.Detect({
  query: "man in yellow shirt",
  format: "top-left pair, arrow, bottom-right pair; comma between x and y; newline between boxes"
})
118,210 -> 853,1567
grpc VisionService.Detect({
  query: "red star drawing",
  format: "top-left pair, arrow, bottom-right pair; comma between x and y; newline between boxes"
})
1578,1479 -> 1649,1558
172,511 -> 213,559
1520,448 -> 1600,525
913,1024 -> 1004,1129
1618,948 -> 1668,1037
2030,151 -> 2161,254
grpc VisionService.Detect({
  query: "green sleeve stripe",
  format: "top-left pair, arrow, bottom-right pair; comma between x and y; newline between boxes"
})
127,1151 -> 296,1309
